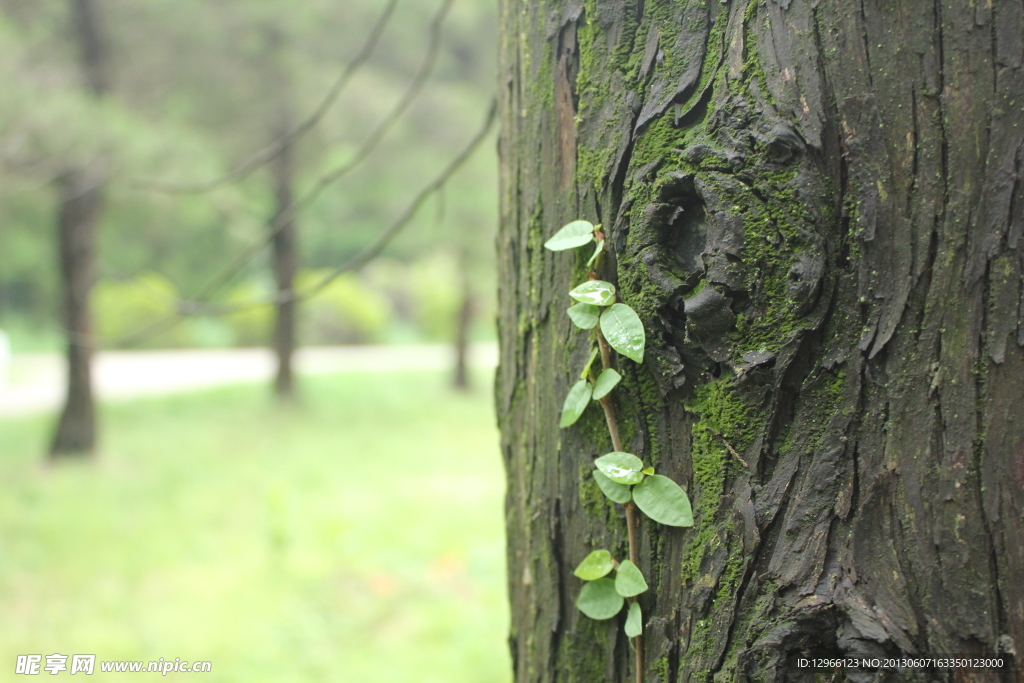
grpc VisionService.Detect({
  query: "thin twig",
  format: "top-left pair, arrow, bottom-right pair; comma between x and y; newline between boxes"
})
709,427 -> 749,468
131,0 -> 399,194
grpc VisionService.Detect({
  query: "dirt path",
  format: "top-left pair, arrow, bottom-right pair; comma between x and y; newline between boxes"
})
0,343 -> 497,418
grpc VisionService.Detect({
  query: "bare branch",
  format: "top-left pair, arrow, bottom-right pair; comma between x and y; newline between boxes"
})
70,97 -> 496,348
130,0 -> 399,194
174,0 -> 455,305
268,0 -> 455,227
181,97 -> 497,316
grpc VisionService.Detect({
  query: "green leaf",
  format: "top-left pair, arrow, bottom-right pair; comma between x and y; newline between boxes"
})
594,452 -> 644,485
569,280 -> 617,306
586,239 -> 605,268
591,369 -> 621,400
632,474 -> 694,527
544,220 -> 595,251
624,602 -> 642,638
641,467 -> 655,476
614,560 -> 649,597
593,470 -> 631,504
559,379 -> 593,428
575,578 -> 625,620
600,303 -> 646,363
580,347 -> 600,380
574,549 -> 615,580
567,303 -> 601,330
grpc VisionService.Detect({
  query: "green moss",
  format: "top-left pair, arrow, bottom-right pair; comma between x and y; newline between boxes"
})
629,104 -> 702,176
683,278 -> 707,300
576,143 -> 616,191
577,460 -> 608,515
716,165 -> 822,356
715,576 -> 779,678
682,376 -> 759,581
634,362 -> 666,465
686,618 -> 715,683
656,655 -> 671,682
559,616 -> 616,682
573,0 -> 647,190
531,44 -> 555,114
575,0 -> 611,115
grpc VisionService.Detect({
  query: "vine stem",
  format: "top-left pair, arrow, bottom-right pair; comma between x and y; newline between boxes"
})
595,325 -> 643,683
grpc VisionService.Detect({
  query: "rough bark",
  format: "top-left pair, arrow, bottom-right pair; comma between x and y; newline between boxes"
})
50,0 -> 108,457
496,1 -> 1024,681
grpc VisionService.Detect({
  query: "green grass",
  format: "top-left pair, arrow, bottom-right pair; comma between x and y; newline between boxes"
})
0,371 -> 510,682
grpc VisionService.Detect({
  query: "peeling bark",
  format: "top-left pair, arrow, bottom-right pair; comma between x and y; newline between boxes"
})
497,1 -> 1024,681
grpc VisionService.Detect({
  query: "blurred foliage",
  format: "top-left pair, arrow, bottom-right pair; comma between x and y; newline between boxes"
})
222,281 -> 275,348
93,272 -> 187,348
90,255 -> 485,349
297,270 -> 392,345
0,0 -> 497,349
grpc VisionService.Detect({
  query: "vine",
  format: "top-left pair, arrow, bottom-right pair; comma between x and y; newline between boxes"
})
545,220 -> 695,683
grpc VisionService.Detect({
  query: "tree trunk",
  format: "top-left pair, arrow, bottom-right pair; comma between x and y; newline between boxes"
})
496,1 -> 1023,681
270,123 -> 299,399
50,170 -> 103,456
265,27 -> 299,400
50,0 -> 108,458
453,248 -> 475,391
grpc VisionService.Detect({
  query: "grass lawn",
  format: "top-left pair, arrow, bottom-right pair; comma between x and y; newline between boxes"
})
0,371 -> 510,682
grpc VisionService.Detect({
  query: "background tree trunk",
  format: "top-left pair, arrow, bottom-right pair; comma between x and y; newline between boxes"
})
496,1 -> 1023,681
50,0 -> 108,457
453,246 -> 475,391
265,27 -> 299,400
50,170 -> 103,456
270,120 -> 298,399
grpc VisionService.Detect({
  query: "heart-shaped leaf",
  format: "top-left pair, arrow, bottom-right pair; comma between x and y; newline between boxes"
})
600,303 -> 645,363
592,369 -> 621,400
624,602 -> 642,638
614,560 -> 648,597
594,452 -> 644,485
559,379 -> 593,428
544,220 -> 595,251
574,549 -> 615,580
569,280 -> 616,306
575,578 -> 624,620
593,470 -> 631,504
632,474 -> 694,527
567,303 -> 601,330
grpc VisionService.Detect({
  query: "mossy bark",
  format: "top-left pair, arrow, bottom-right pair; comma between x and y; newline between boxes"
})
496,1 -> 1024,681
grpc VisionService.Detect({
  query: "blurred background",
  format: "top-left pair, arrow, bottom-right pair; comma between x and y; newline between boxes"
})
0,0 -> 508,680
